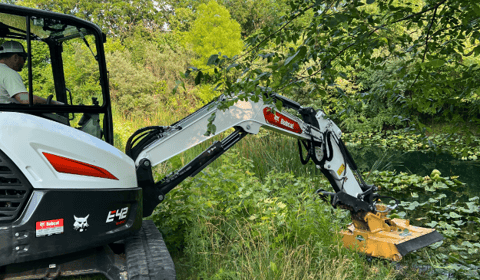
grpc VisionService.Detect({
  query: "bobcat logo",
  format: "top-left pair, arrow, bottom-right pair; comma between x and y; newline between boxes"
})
73,215 -> 89,232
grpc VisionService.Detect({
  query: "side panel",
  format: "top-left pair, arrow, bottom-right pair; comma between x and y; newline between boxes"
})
0,187 -> 143,266
0,112 -> 136,190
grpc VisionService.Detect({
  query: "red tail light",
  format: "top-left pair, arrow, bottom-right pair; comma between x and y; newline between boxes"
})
43,152 -> 118,180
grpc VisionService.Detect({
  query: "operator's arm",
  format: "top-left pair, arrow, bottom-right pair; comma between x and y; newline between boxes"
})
1,69 -> 63,105
13,92 -> 64,105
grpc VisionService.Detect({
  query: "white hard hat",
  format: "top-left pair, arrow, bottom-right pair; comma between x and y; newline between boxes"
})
0,41 -> 27,56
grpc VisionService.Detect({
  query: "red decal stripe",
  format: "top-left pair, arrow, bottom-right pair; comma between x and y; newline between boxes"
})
263,108 -> 303,133
43,153 -> 118,180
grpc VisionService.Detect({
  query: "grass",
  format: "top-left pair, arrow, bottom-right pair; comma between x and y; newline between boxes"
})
172,217 -> 398,280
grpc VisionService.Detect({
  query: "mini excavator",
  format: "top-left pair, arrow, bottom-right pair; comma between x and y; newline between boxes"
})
0,3 -> 442,280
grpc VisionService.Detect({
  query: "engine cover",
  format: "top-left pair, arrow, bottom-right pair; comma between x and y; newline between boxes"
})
0,112 -> 142,266
0,112 -> 137,190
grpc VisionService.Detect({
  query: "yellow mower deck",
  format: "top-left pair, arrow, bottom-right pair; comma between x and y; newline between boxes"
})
341,205 -> 443,261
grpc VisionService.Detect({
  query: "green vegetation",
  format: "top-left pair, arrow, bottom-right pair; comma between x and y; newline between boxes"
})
371,169 -> 480,279
184,1 -> 243,74
189,0 -> 480,137
153,153 -> 397,280
8,0 -> 480,279
343,131 -> 480,161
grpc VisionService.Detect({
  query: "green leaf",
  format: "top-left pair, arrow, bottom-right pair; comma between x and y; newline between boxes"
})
184,69 -> 191,78
172,80 -> 184,94
367,0 -> 375,4
425,221 -> 438,227
474,45 -> 480,56
429,240 -> 443,249
427,59 -> 444,68
275,100 -> 283,110
226,63 -> 239,72
418,19 -> 423,28
449,212 -> 462,219
436,194 -> 447,200
195,71 -> 204,85
450,244 -> 464,251
207,54 -> 219,66
270,262 -> 277,272
207,112 -> 216,122
284,46 -> 307,66
461,241 -> 474,248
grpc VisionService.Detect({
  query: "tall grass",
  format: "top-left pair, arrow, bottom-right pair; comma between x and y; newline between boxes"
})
174,217 -> 397,280
235,131 -> 323,181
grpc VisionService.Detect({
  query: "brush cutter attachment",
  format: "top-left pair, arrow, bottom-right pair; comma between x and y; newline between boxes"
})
305,114 -> 444,261
341,204 -> 443,261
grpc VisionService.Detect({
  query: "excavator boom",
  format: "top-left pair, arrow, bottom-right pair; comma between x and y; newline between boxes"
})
127,93 -> 443,261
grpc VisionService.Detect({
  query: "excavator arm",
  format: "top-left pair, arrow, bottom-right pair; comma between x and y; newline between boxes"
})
126,93 -> 443,261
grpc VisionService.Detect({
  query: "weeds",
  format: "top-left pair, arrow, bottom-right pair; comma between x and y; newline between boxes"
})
152,151 -> 397,280
173,217 -> 397,280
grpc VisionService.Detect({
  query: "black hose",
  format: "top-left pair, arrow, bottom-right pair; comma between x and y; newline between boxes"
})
337,137 -> 357,171
313,131 -> 333,166
298,139 -> 311,165
125,126 -> 165,160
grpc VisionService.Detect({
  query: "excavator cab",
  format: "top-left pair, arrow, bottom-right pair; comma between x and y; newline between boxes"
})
0,4 -> 113,143
0,5 -> 170,280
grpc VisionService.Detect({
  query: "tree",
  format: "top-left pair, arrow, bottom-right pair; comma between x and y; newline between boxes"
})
166,0 -> 289,37
219,0 -> 290,37
185,1 -> 243,73
168,7 -> 196,33
190,0 -> 480,134
16,0 -> 166,36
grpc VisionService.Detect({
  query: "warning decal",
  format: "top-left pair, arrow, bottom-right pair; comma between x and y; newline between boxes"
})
337,164 -> 346,176
36,219 -> 64,237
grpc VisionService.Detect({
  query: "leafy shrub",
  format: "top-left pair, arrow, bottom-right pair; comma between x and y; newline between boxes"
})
343,130 -> 480,161
107,50 -> 161,117
369,169 -> 480,279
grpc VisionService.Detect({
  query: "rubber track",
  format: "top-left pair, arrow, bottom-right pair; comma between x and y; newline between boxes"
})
125,220 -> 176,280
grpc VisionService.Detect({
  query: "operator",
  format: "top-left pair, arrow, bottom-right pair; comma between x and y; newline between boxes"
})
0,41 -> 62,105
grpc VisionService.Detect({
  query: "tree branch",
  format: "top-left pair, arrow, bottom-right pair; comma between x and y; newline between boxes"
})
291,0 -> 449,90
238,2 -> 320,61
390,0 -> 447,25
410,4 -> 439,91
